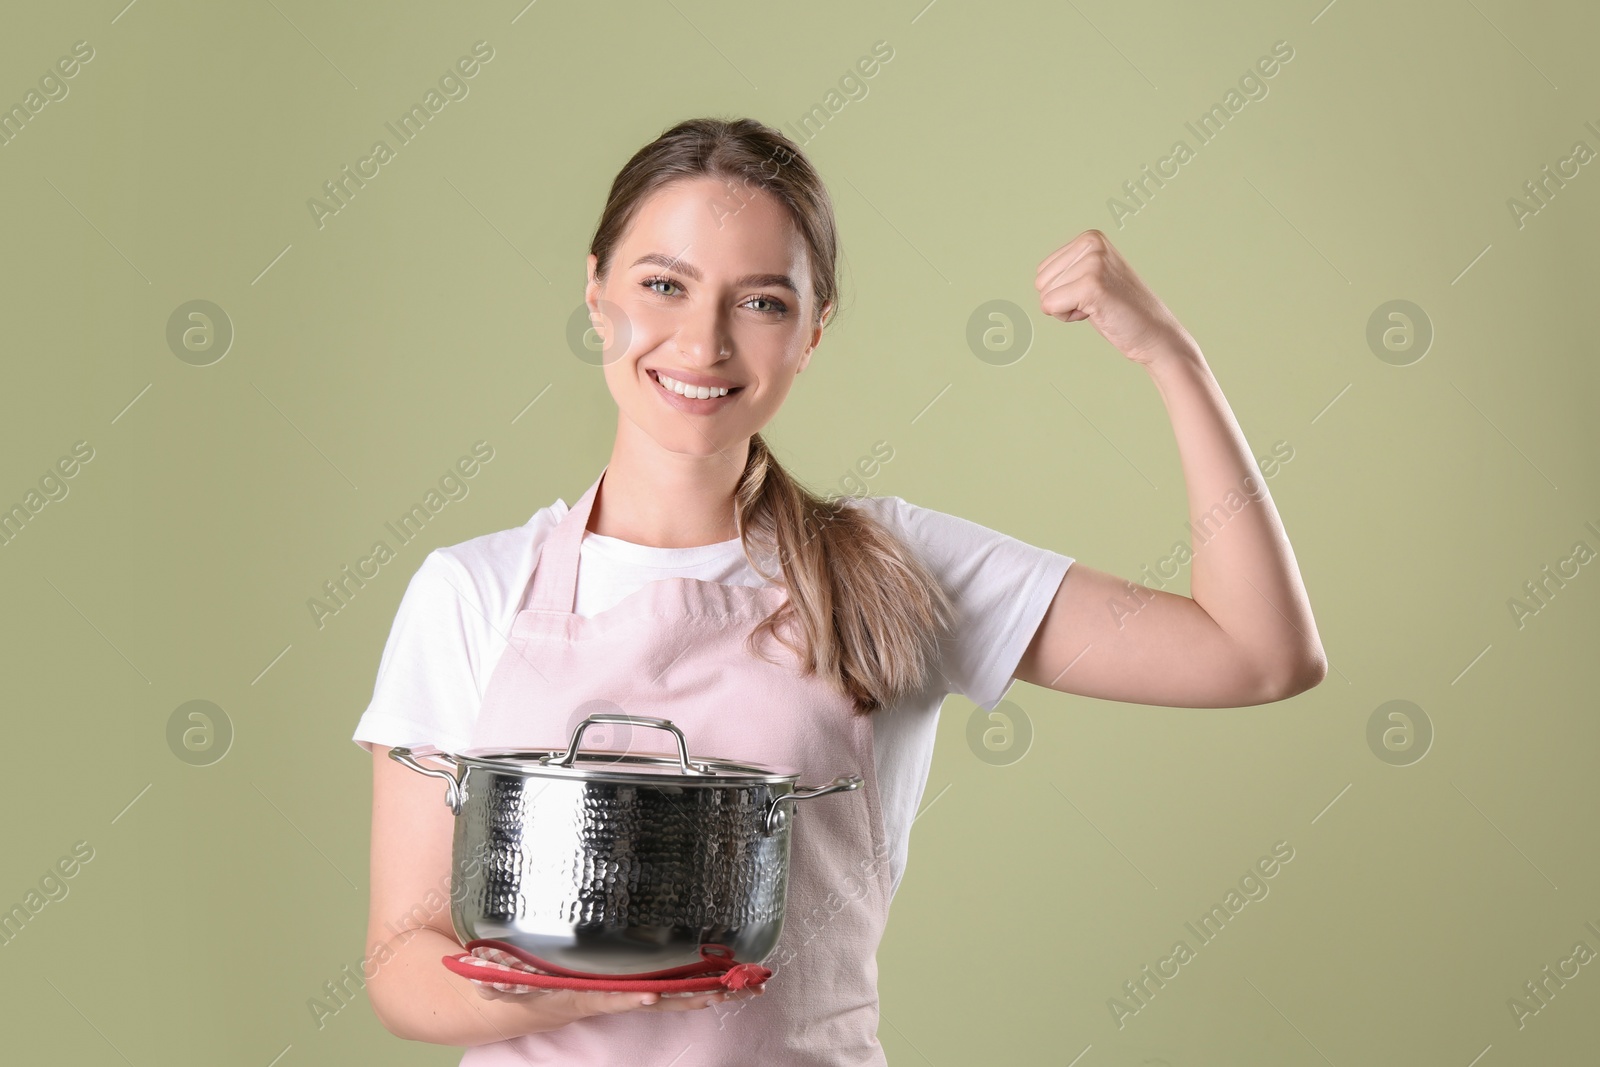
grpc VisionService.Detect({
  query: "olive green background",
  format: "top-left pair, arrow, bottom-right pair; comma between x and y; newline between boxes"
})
2,0 -> 1597,1063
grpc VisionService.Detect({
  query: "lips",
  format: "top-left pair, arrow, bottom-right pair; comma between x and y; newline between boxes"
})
647,368 -> 743,412
648,369 -> 743,396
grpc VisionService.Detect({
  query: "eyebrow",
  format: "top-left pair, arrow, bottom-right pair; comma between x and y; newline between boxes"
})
630,252 -> 799,295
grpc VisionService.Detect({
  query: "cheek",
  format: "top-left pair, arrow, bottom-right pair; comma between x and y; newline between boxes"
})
592,293 -> 653,354
601,359 -> 640,398
619,298 -> 674,337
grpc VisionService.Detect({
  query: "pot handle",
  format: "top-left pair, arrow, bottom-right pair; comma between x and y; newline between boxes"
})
389,746 -> 465,816
765,774 -> 862,834
546,713 -> 713,776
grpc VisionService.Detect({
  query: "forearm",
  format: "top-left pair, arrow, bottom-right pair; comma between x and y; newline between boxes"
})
366,925 -> 567,1044
1142,339 -> 1326,688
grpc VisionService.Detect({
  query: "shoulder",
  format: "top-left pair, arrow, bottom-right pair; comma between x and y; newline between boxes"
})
839,491 -> 1074,585
837,492 -> 971,578
433,500 -> 563,571
840,492 -> 999,550
840,492 -> 1073,712
408,500 -> 566,615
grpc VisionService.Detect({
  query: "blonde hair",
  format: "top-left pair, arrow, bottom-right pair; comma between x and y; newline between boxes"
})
590,117 -> 954,715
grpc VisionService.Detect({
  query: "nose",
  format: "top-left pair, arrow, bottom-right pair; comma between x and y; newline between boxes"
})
674,308 -> 733,365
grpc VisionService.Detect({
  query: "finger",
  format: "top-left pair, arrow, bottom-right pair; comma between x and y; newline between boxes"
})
1035,231 -> 1102,290
671,985 -> 766,1007
637,991 -> 732,1012
567,989 -> 717,1015
1037,248 -> 1108,304
569,990 -> 663,1016
1038,274 -> 1094,323
1035,231 -> 1093,279
473,981 -> 547,1000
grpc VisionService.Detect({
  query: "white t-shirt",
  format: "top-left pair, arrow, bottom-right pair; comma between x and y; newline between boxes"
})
352,492 -> 1074,899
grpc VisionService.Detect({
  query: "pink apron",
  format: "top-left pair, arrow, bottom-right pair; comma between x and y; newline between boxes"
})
458,465 -> 895,1066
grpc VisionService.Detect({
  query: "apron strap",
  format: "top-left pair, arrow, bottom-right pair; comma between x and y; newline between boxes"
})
528,465 -> 606,615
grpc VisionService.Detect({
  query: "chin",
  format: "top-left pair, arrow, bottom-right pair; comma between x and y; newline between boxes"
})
621,410 -> 737,457
663,430 -> 746,457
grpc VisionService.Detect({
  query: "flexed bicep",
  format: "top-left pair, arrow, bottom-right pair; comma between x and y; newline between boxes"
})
1011,561 -> 1302,709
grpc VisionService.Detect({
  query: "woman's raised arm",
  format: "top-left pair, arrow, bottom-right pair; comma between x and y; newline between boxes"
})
1013,230 -> 1327,708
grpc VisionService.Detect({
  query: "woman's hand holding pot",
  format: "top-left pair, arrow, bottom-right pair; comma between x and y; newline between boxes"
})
471,980 -> 765,1017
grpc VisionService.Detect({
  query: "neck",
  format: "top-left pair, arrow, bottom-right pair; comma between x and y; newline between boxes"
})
589,425 -> 752,548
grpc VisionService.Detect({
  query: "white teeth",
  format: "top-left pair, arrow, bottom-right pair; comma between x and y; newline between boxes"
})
656,372 -> 731,399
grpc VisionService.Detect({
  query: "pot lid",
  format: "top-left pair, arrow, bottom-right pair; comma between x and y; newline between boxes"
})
443,714 -> 802,786
452,746 -> 802,786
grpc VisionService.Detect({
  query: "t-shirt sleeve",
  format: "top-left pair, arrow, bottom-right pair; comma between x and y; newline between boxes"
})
873,496 -> 1074,711
351,549 -> 483,755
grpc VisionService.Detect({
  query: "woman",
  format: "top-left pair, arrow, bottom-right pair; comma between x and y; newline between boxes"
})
354,116 -> 1326,1063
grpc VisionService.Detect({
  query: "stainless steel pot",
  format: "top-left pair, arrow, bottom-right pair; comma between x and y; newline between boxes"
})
389,713 -> 861,975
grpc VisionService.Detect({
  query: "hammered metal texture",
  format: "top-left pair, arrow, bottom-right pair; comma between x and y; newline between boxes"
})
450,769 -> 792,974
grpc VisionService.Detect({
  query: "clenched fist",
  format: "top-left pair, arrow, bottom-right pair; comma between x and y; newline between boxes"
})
1034,229 -> 1199,367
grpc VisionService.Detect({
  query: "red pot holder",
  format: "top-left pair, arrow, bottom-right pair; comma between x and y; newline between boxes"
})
443,940 -> 772,998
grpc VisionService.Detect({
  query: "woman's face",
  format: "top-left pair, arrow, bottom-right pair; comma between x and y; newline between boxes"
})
587,175 -> 829,459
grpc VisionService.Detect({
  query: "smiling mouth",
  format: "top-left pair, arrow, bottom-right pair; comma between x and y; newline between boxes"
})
648,369 -> 744,400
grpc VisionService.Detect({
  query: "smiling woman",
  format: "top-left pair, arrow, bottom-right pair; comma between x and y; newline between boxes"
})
578,126 -> 957,714
355,114 -> 1325,1066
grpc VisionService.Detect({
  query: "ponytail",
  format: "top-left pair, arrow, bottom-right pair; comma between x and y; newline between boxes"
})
734,434 -> 954,715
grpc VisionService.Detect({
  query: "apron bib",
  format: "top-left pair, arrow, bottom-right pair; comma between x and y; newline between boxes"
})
459,465 -> 895,1066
